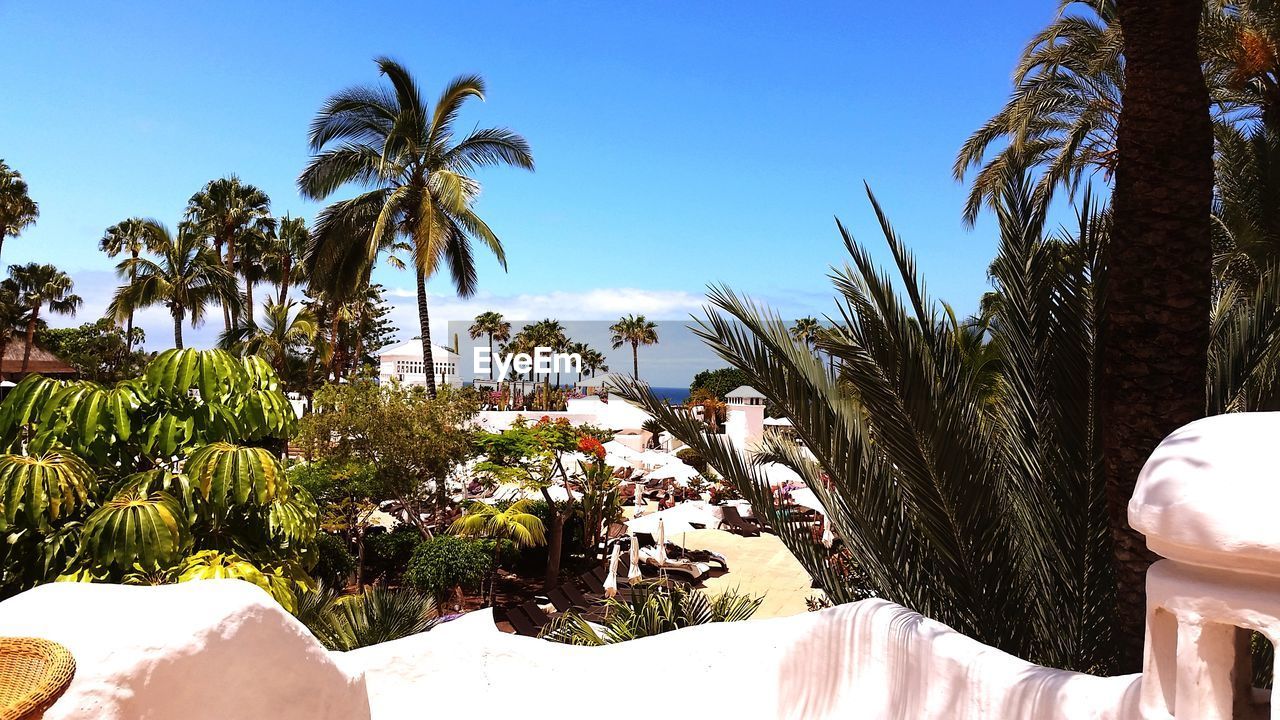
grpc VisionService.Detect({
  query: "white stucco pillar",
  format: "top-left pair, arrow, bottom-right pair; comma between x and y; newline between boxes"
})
1130,412 -> 1280,720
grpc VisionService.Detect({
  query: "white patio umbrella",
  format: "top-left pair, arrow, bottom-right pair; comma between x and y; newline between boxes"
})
603,440 -> 639,460
646,460 -> 700,485
604,543 -> 620,599
629,502 -> 711,535
633,482 -> 645,513
627,533 -> 642,582
656,518 -> 668,565
635,449 -> 675,470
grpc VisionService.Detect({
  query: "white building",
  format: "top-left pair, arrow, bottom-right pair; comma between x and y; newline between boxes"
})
377,339 -> 462,389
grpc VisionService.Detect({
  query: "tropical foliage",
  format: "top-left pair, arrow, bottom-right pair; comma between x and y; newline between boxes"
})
0,160 -> 38,263
296,583 -> 440,651
541,581 -> 762,645
0,348 -> 315,603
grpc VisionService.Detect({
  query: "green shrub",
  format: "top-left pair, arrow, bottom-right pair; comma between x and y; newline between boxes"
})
363,525 -> 420,581
405,535 -> 492,600
675,448 -> 707,473
312,533 -> 356,589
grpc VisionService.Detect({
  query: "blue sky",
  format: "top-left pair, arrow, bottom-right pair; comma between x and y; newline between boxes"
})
0,1 -> 1061,382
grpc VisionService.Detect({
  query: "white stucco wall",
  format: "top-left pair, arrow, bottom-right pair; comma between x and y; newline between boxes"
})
0,580 -> 1140,720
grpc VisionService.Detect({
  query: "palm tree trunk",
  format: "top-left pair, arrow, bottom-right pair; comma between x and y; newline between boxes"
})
0,231 -> 6,267
1104,0 -> 1214,672
173,308 -> 184,349
416,270 -> 437,398
278,259 -> 290,306
488,333 -> 495,380
20,310 -> 37,373
224,235 -> 237,330
632,341 -> 639,378
242,256 -> 254,327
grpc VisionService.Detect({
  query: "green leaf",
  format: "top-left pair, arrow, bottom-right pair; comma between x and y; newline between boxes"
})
81,488 -> 189,573
0,450 -> 94,531
185,442 -> 282,512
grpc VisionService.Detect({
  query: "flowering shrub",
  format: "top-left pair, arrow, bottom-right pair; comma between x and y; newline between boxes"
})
578,436 -> 606,460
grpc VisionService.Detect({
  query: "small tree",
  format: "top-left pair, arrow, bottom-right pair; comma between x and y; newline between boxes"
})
406,535 -> 492,604
475,418 -> 602,588
298,381 -> 479,538
450,499 -> 546,601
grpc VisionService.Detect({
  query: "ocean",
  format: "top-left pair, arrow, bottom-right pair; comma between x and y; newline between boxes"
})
648,386 -> 689,405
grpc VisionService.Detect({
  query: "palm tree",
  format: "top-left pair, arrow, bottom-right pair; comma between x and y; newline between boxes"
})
617,184 -> 1119,672
790,316 -> 822,349
299,58 -> 534,398
581,347 -> 608,378
1104,0 -> 1215,671
262,215 -> 310,305
109,221 -> 240,349
99,218 -> 158,347
0,161 -> 38,264
450,498 -> 546,601
468,311 -> 511,380
8,264 -> 81,373
543,581 -> 762,645
954,0 -> 1123,225
185,176 -> 273,329
0,280 -> 27,377
609,314 -> 658,378
525,319 -> 567,388
221,300 -> 318,376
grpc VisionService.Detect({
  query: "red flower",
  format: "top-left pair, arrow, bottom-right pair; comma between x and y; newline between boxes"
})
578,436 -> 606,460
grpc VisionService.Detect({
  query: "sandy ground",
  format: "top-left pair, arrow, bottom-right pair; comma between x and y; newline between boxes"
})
676,528 -> 817,619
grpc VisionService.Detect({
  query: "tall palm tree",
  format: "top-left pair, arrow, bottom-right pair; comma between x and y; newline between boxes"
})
789,316 -> 822,350
581,347 -> 608,378
9,263 -> 81,372
99,218 -> 158,348
263,215 -> 310,305
1104,0 -> 1215,671
609,314 -> 658,378
525,319 -> 567,387
954,0 -> 1123,225
299,58 -> 534,398
221,300 -> 318,376
0,161 -> 38,265
109,221 -> 240,349
468,311 -> 511,380
185,176 -> 273,329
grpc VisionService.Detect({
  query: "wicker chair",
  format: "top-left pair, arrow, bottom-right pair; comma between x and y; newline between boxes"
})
0,638 -> 75,720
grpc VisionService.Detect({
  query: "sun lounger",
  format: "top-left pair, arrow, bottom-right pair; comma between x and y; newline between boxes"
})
718,505 -> 762,536
519,600 -> 553,627
503,606 -> 542,637
547,587 -> 580,612
638,546 -> 710,581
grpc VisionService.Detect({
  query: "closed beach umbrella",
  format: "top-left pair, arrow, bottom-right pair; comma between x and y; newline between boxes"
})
628,533 -> 642,582
604,543 -> 620,599
656,518 -> 668,565
633,482 -> 644,513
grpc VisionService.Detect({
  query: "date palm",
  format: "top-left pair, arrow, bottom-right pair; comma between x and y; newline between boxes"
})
185,176 -> 274,329
619,183 -> 1118,672
299,58 -> 534,397
609,314 -> 658,378
8,263 -> 81,372
954,0 -> 1123,225
468,311 -> 511,380
109,221 -> 240,349
0,162 -> 38,265
99,218 -> 159,347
